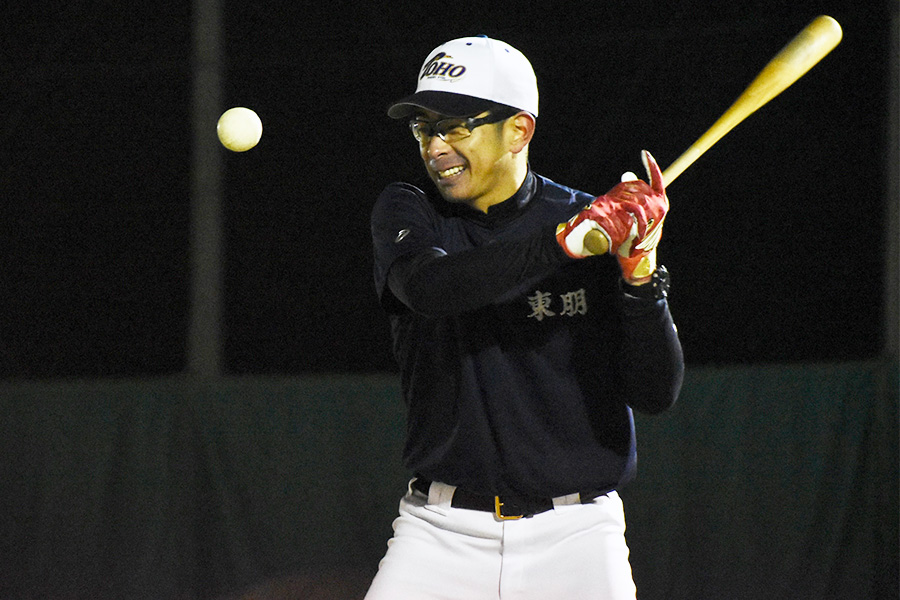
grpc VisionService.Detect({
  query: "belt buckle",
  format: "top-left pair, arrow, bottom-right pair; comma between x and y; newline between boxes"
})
494,496 -> 524,520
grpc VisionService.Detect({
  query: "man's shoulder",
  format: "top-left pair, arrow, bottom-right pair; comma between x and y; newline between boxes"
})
376,181 -> 461,220
533,173 -> 595,206
374,181 -> 432,214
378,181 -> 428,202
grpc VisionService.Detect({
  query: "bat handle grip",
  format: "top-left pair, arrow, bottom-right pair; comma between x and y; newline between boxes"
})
583,230 -> 610,255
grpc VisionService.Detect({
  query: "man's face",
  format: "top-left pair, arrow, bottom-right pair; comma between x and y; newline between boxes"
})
412,110 -> 518,212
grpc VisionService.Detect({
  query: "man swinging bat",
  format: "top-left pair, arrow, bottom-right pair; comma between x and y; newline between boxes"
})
366,35 -> 683,600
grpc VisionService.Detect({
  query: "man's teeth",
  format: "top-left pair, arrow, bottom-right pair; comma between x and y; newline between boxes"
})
439,166 -> 465,179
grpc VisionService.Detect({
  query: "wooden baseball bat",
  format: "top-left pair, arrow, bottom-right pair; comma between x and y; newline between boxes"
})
584,15 -> 842,256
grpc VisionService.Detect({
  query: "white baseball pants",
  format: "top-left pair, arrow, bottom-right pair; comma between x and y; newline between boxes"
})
364,480 -> 637,600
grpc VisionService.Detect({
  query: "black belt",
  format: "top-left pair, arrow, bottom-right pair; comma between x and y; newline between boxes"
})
412,477 -> 607,520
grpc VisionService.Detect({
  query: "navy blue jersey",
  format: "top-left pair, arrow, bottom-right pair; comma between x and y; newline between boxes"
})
371,172 -> 683,498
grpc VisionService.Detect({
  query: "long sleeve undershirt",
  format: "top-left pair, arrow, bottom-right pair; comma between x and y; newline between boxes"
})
386,225 -> 570,317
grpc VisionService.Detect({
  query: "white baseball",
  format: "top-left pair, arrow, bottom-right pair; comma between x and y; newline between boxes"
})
217,107 -> 263,152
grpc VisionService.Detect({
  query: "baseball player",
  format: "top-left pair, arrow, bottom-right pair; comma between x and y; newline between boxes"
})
366,36 -> 684,600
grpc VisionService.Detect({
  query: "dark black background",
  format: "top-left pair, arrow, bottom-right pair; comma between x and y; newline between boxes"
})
2,1 -> 894,378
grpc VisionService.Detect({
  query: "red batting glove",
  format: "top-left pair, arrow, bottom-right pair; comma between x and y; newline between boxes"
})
611,150 -> 667,258
617,150 -> 668,282
555,195 -> 640,259
555,150 -> 668,260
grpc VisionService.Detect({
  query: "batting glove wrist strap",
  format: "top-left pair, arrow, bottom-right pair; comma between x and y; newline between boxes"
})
619,248 -> 658,283
621,264 -> 670,300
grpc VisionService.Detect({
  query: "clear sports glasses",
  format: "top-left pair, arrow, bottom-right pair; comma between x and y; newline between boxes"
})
409,112 -> 511,144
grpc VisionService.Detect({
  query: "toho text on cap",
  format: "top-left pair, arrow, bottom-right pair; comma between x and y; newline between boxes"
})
387,36 -> 539,119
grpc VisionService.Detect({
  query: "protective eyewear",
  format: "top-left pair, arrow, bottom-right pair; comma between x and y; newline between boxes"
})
409,112 -> 512,144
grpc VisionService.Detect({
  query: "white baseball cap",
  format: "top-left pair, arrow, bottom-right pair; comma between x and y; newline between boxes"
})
387,36 -> 539,119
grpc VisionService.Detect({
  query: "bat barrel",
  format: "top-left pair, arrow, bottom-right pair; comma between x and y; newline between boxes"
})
586,16 -> 842,256
661,15 -> 842,186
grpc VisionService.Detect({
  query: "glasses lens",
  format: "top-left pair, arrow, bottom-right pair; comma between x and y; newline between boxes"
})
410,120 -> 428,141
435,120 -> 471,142
410,111 -> 511,143
410,118 -> 472,143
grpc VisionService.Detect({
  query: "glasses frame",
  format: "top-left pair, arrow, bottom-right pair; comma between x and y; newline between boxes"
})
409,111 -> 513,144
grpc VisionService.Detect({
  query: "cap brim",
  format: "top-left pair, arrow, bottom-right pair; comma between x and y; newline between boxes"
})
387,91 -> 495,119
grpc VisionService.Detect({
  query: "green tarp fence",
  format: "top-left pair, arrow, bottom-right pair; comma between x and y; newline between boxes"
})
2,361 -> 897,599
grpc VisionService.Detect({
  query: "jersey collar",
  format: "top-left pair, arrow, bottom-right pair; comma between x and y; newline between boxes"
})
452,170 -> 538,226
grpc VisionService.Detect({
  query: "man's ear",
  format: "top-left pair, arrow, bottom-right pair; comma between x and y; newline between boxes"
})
508,112 -> 535,154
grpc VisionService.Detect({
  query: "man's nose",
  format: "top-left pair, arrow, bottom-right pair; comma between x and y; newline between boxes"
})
425,135 -> 452,159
